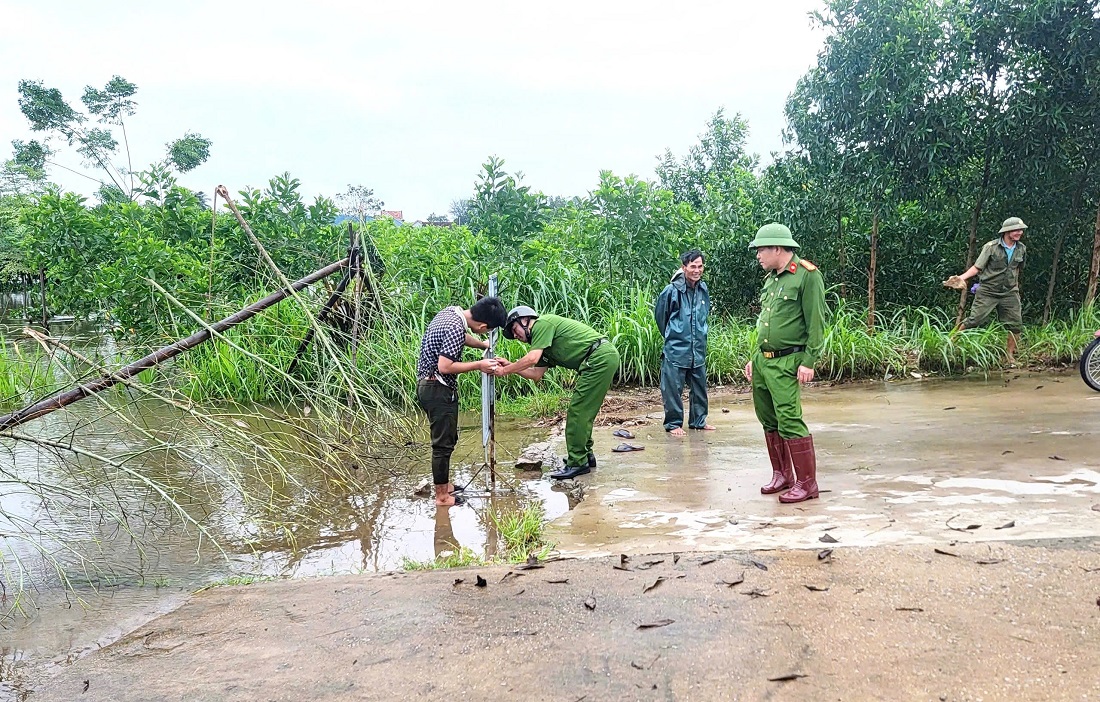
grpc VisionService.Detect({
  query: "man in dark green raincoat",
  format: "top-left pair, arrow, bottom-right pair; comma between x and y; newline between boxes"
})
654,249 -> 715,436
743,223 -> 828,504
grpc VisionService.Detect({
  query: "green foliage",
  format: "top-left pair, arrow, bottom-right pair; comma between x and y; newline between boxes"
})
14,76 -> 212,202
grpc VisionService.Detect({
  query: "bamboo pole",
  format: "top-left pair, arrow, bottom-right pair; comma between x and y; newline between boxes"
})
0,258 -> 348,432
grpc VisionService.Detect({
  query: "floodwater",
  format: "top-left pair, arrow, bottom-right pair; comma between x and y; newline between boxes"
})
549,369 -> 1100,556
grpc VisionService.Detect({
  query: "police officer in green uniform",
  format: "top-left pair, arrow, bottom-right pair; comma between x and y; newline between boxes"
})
743,223 -> 828,504
952,216 -> 1028,361
496,306 -> 621,480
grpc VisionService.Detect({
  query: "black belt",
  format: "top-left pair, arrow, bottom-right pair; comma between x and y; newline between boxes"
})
760,345 -> 804,359
579,338 -> 608,366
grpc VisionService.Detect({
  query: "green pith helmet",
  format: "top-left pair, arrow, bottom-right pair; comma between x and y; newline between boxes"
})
998,216 -> 1028,234
503,305 -> 538,340
748,223 -> 800,249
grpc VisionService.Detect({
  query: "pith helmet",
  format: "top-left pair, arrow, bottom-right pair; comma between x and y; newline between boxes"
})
998,216 -> 1028,234
748,223 -> 800,249
503,305 -> 538,339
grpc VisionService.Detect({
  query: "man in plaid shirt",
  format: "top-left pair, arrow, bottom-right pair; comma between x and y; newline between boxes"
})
416,296 -> 508,506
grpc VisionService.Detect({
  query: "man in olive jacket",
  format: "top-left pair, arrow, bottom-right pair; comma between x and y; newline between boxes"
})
951,216 -> 1028,362
654,250 -> 715,436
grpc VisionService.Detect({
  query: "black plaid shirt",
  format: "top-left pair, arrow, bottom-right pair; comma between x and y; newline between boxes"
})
416,306 -> 467,389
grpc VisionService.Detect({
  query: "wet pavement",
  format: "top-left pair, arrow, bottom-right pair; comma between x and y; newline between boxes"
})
549,370 -> 1100,555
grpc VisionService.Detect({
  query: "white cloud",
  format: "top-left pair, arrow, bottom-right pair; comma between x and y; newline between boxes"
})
0,0 -> 827,218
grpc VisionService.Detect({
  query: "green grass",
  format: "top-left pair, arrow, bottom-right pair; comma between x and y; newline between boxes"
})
401,503 -> 554,571
193,574 -> 279,592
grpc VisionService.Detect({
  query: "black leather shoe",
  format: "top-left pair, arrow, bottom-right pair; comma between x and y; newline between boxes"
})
549,465 -> 591,480
588,453 -> 596,469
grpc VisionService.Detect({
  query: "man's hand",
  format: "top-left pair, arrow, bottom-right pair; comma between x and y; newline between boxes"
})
943,275 -> 966,290
476,358 -> 500,373
1094,329 -> 1100,338
743,360 -> 752,382
797,365 -> 815,384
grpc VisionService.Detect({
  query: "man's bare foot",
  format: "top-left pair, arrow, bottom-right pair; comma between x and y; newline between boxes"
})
669,427 -> 685,437
692,424 -> 717,431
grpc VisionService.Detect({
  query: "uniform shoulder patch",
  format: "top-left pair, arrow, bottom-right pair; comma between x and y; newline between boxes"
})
799,259 -> 818,271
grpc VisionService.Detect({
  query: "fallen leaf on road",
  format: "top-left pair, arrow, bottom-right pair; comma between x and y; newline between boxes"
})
934,548 -> 959,557
749,559 -> 769,571
583,595 -> 597,611
743,588 -> 769,598
475,575 -> 487,588
767,673 -> 808,682
545,578 -> 570,584
895,607 -> 924,612
631,661 -> 645,670
673,554 -> 681,564
818,549 -> 833,561
614,554 -> 632,571
1049,455 -> 1066,461
943,406 -> 956,410
1093,504 -> 1100,512
643,577 -> 666,594
517,554 -> 544,570
975,559 -> 1005,565
722,408 -> 730,413
699,557 -> 718,566
499,571 -> 523,583
994,521 -> 1016,530
636,559 -> 665,570
804,584 -> 830,592
819,533 -> 838,543
720,572 -> 745,588
1001,450 -> 1013,455
452,578 -> 464,586
636,619 -> 675,629
1035,385 -> 1044,389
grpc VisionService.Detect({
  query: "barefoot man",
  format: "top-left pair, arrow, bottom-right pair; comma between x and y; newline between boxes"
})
654,249 -> 715,436
415,296 -> 508,506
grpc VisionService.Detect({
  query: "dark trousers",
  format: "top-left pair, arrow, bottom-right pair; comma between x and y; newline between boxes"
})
660,359 -> 709,431
416,380 -> 458,485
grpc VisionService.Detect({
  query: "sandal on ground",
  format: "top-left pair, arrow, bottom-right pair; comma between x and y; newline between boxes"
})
612,428 -> 635,439
611,443 -> 645,452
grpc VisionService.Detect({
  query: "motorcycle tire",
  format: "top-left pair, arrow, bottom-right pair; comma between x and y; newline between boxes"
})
1081,336 -> 1100,392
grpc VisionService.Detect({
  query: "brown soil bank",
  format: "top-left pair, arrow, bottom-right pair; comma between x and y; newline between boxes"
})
33,539 -> 1100,702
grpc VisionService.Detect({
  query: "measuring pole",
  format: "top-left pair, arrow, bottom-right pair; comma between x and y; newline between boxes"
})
481,274 -> 498,486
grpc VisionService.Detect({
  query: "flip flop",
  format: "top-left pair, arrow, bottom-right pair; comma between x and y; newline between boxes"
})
612,443 -> 645,452
612,428 -> 635,439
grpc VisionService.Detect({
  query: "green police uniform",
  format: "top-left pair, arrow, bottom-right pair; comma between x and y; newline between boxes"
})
752,254 -> 828,438
961,238 -> 1026,333
747,223 -> 827,504
529,314 -> 621,469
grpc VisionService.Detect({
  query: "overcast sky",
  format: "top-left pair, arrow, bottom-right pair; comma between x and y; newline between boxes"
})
1,0 -> 827,220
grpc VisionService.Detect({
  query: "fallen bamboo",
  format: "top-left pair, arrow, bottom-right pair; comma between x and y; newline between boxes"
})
0,257 -> 348,433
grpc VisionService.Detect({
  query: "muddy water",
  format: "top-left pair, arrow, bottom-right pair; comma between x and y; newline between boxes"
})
550,369 -> 1100,556
1,395 -> 560,687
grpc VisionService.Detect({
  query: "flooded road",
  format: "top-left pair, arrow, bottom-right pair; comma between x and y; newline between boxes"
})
6,365 -> 1100,698
549,369 -> 1100,555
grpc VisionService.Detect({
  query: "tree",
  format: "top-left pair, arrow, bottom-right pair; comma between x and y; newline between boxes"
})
12,76 -> 212,202
336,184 -> 384,222
467,156 -> 548,251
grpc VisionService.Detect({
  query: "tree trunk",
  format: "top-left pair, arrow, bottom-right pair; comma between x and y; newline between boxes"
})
837,202 -> 847,299
867,210 -> 878,332
38,267 -> 48,328
1086,199 -> 1100,307
957,153 -> 993,325
1043,171 -> 1087,323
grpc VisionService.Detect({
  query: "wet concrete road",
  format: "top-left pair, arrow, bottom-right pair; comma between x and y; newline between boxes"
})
551,370 -> 1100,555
